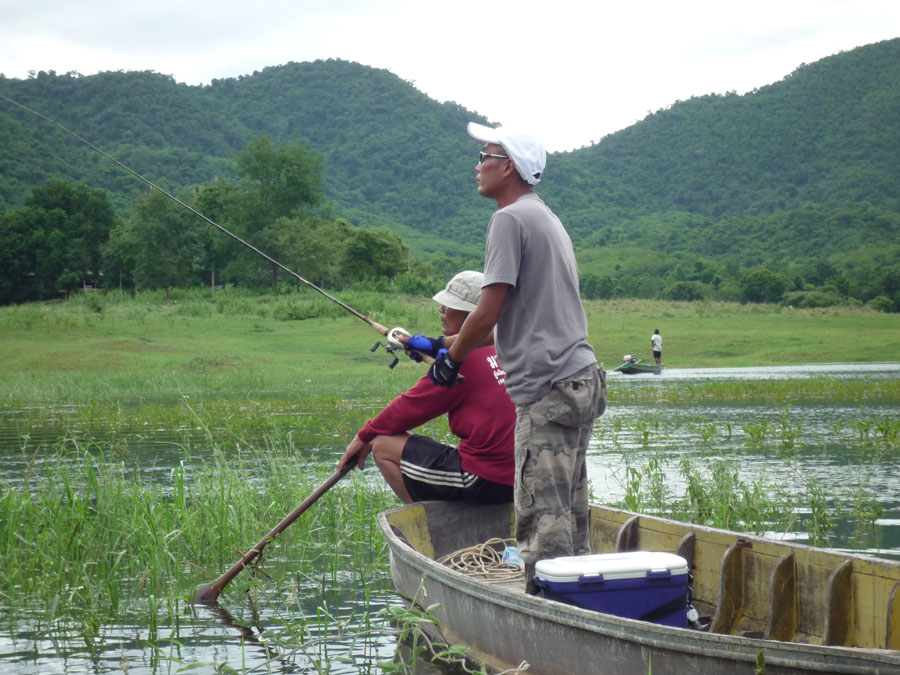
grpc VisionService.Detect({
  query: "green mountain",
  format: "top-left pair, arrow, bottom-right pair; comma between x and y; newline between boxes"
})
0,60 -> 495,256
1,38 -> 899,304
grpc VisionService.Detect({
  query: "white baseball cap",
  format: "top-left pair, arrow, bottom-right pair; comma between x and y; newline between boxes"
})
432,270 -> 483,312
468,122 -> 547,185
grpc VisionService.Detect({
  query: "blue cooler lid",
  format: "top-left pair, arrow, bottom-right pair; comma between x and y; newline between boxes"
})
535,551 -> 688,583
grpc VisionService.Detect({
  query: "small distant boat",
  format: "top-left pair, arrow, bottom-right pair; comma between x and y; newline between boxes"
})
614,354 -> 662,374
378,501 -> 900,674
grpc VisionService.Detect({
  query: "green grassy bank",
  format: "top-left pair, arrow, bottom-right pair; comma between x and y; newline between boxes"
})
585,298 -> 898,368
0,288 -> 897,403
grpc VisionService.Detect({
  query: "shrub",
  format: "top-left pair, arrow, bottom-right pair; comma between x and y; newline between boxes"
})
272,298 -> 332,320
81,291 -> 104,314
663,281 -> 706,302
782,290 -> 849,308
390,271 -> 440,296
739,268 -> 788,304
868,295 -> 896,313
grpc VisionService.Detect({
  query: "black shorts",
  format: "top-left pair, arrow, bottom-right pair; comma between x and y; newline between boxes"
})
401,435 -> 513,504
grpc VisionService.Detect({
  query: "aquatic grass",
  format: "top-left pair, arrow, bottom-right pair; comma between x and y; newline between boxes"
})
217,547 -> 408,674
610,377 -> 900,407
373,589 -> 501,675
678,457 -> 795,532
612,444 -> 800,534
621,452 -> 670,514
686,418 -> 718,445
224,593 -> 463,675
0,435 -> 398,645
0,396 -> 389,474
606,406 -> 894,542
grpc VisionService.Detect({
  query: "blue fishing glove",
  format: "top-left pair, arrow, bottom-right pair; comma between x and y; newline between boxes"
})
406,334 -> 444,361
428,349 -> 463,388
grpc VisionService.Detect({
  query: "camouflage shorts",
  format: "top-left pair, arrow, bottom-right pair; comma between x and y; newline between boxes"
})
513,364 -> 607,590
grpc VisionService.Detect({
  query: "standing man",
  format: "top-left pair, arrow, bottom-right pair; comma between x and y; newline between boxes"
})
338,271 -> 515,505
429,122 -> 606,592
651,329 -> 662,365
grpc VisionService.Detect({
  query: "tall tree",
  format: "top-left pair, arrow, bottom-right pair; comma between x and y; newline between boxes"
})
739,268 -> 789,304
122,190 -> 204,298
193,178 -> 242,288
270,215 -> 350,288
341,227 -> 411,283
236,136 -> 324,222
0,180 -> 118,303
0,207 -> 37,304
233,136 -> 325,286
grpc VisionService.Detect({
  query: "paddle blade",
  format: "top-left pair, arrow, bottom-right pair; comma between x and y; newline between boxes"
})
193,582 -> 221,605
189,465 -> 352,605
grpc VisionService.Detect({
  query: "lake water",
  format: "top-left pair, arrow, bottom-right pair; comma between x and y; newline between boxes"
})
590,364 -> 900,557
1,364 -> 898,673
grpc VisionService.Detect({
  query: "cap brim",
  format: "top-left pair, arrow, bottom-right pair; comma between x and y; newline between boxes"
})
432,289 -> 477,313
467,122 -> 502,145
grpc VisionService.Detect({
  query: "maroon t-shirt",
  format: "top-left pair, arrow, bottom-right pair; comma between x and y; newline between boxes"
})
358,346 -> 515,485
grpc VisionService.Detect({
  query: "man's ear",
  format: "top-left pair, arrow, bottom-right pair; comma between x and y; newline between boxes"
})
502,158 -> 518,180
505,159 -> 530,185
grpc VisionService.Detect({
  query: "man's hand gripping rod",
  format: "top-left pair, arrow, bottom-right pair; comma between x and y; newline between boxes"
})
370,324 -> 463,382
370,325 -> 414,369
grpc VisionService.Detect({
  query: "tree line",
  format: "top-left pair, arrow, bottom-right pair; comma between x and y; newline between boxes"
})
1,133 -> 896,312
575,206 -> 900,311
0,136 -> 430,304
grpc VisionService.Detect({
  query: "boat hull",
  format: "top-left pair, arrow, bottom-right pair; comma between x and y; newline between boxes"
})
379,501 -> 900,675
614,363 -> 663,374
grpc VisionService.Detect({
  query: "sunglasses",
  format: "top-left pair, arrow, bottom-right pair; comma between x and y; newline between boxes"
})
479,151 -> 509,164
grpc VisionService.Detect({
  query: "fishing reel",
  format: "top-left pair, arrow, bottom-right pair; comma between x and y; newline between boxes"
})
370,327 -> 411,369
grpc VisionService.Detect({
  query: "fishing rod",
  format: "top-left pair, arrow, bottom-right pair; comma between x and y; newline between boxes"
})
0,93 -> 418,365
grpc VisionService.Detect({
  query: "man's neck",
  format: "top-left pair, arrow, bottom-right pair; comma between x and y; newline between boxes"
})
494,183 -> 534,209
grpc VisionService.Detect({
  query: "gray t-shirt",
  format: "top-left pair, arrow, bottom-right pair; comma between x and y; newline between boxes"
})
482,193 -> 596,404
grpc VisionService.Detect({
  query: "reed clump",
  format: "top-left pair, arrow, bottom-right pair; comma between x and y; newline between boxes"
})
602,409 -> 897,545
608,377 -> 900,406
0,436 -> 398,638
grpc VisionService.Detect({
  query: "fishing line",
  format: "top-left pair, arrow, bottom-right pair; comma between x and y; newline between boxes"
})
0,92 -> 374,326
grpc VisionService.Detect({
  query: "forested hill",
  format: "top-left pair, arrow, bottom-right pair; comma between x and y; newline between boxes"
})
1,38 -> 899,265
546,37 -> 900,237
209,61 -> 492,247
0,60 -> 493,248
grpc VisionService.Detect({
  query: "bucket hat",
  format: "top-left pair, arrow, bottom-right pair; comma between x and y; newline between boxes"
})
432,270 -> 483,312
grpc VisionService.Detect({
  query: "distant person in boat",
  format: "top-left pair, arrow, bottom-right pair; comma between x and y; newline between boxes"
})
651,329 -> 662,365
428,122 -> 607,593
338,270 -> 515,505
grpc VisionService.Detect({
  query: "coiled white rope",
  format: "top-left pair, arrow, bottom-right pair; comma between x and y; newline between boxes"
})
437,537 -> 525,582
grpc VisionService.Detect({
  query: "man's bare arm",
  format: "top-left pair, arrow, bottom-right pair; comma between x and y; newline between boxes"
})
447,283 -> 508,362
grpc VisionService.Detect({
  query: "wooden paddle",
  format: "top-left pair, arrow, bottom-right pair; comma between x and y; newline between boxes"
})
193,463 -> 354,604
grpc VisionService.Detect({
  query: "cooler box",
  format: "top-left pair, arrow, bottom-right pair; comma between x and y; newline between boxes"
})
533,551 -> 689,627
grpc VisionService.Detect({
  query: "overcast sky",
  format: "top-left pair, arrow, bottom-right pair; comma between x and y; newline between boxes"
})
2,0 -> 898,151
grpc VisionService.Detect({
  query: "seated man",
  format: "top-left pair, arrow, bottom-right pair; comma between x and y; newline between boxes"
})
338,271 -> 515,503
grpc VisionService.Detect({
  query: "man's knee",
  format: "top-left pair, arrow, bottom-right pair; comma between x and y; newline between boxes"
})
371,434 -> 408,464
370,435 -> 387,456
